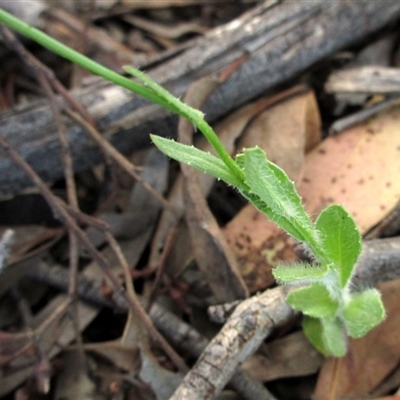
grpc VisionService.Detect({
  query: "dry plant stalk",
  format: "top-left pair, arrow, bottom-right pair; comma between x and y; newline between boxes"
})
0,134 -> 187,373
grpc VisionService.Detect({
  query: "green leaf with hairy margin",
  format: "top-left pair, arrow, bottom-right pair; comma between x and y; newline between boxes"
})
287,284 -> 339,318
303,316 -> 347,357
272,262 -> 329,283
240,190 -> 316,244
343,289 -> 385,338
315,204 -> 361,287
321,317 -> 347,357
151,135 -> 245,189
302,317 -> 329,356
239,147 -> 320,250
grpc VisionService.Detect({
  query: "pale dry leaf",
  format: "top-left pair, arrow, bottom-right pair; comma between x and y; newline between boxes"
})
182,163 -> 248,302
241,331 -> 323,382
177,76 -> 248,302
122,310 -> 183,400
236,89 -> 321,181
299,103 -> 400,233
325,67 -> 400,94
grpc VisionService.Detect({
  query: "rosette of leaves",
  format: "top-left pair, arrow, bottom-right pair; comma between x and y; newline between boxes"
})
151,139 -> 385,357
118,68 -> 386,358
0,8 -> 385,357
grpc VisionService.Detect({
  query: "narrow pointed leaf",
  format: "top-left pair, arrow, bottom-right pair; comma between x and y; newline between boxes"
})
315,204 -> 361,287
343,289 -> 385,338
151,135 -> 245,189
272,262 -> 329,283
287,284 -> 339,318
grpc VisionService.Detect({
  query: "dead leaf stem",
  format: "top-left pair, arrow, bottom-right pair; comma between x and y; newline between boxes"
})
0,25 -> 87,361
0,135 -> 187,373
66,108 -> 179,216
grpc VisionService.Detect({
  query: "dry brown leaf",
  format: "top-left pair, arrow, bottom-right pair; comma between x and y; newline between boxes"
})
54,351 -> 95,400
224,89 -> 322,292
299,104 -> 400,233
178,77 -> 248,302
241,331 -> 323,382
84,342 -> 140,373
225,208 -> 298,291
314,279 -> 400,400
182,165 -> 248,302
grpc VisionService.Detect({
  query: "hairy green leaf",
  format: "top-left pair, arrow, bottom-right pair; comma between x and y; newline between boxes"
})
240,147 -> 320,249
302,317 -> 329,356
287,284 -> 339,318
321,317 -> 347,357
315,204 -> 361,287
343,289 -> 385,338
272,262 -> 329,283
151,135 -> 245,189
303,316 -> 347,357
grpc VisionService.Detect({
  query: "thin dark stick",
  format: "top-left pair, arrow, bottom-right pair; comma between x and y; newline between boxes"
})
0,24 -> 95,126
105,230 -> 188,372
146,222 -> 179,312
0,24 -> 85,360
66,108 -> 179,215
28,261 -> 275,400
36,71 -> 84,362
329,97 -> 400,134
0,135 -> 187,373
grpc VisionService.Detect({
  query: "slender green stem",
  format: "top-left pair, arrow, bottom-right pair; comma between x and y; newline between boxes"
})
0,8 -> 176,113
197,119 -> 244,181
124,66 -> 244,182
0,7 -> 244,182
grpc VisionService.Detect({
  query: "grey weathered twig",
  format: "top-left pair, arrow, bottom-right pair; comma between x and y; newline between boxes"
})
169,235 -> 400,400
0,229 -> 14,274
26,235 -> 400,399
325,66 -> 400,94
170,286 -> 295,400
1,0 -> 400,196
0,135 -> 187,373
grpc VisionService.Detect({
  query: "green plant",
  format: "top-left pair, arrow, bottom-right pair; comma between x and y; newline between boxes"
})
0,8 -> 385,357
